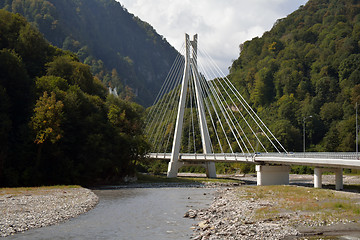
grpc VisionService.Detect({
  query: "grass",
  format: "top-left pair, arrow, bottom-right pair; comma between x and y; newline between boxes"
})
236,185 -> 360,225
0,185 -> 81,196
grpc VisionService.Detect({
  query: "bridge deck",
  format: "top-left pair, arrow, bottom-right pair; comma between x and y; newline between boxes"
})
148,152 -> 360,169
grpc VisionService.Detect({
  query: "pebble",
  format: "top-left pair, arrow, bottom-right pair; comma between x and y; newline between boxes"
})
0,188 -> 98,237
187,187 -> 315,240
185,174 -> 360,239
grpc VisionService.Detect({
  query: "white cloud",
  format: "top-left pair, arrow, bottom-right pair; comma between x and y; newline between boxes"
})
117,0 -> 308,76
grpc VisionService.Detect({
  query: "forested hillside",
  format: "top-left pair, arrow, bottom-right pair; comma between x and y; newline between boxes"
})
229,0 -> 360,152
0,0 -> 178,106
0,10 -> 148,186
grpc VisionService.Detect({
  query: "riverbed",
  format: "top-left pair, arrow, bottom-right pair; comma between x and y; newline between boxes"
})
5,187 -> 217,240
4,174 -> 360,239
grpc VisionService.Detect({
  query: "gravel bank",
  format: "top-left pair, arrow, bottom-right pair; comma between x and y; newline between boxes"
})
0,187 -> 98,237
186,188 -> 300,240
187,179 -> 360,240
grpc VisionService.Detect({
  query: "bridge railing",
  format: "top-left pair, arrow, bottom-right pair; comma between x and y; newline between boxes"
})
255,152 -> 360,160
148,152 -> 360,160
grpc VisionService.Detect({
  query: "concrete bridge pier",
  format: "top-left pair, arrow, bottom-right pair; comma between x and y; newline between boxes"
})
205,162 -> 216,178
167,161 -> 182,178
314,167 -> 343,190
256,165 -> 291,186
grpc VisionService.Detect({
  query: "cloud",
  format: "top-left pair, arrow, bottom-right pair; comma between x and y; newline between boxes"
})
117,0 -> 308,76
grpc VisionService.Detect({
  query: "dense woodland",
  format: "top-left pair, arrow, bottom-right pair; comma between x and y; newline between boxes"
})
229,0 -> 360,152
0,0 -> 178,106
0,10 -> 148,186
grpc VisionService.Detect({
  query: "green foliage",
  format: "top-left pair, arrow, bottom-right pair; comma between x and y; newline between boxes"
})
0,86 -> 11,181
46,55 -> 104,96
215,164 -> 231,174
0,0 -> 178,106
0,10 -> 149,186
177,163 -> 256,175
179,166 -> 206,174
148,160 -> 168,175
237,163 -> 255,174
35,75 -> 69,94
291,165 -> 314,174
30,91 -> 64,144
229,0 -> 360,152
0,48 -> 32,126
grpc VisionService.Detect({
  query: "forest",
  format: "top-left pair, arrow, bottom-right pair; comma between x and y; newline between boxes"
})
0,0 -> 178,106
0,10 -> 148,187
229,0 -> 360,152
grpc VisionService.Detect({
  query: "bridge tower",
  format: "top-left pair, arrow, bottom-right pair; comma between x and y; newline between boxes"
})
167,34 -> 217,178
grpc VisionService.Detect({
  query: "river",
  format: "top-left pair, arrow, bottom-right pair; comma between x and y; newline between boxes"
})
6,187 -> 216,240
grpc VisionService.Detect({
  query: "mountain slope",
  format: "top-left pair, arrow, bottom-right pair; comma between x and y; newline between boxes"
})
229,0 -> 360,152
0,0 -> 178,106
0,9 -> 147,186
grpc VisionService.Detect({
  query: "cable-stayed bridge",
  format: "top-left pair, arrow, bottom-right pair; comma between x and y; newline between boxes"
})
145,34 -> 360,190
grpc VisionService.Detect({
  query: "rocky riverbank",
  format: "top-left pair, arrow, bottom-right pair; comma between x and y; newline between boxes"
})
0,187 -> 98,237
186,188 -> 299,239
187,184 -> 360,240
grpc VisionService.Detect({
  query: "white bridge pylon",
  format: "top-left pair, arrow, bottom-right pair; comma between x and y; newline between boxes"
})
145,33 -> 288,178
167,34 -> 216,178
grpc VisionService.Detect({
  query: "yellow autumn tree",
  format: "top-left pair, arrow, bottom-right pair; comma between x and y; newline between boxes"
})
30,91 -> 64,144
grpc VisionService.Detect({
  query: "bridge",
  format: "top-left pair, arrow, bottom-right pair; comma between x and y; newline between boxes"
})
145,34 -> 360,191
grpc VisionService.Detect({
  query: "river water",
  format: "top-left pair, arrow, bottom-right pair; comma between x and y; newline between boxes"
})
7,187 -> 216,240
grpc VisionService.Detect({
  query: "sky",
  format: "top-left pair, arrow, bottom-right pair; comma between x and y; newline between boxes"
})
117,0 -> 308,76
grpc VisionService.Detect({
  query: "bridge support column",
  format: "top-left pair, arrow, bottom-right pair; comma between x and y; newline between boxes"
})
205,162 -> 216,178
314,167 -> 322,188
335,168 -> 343,190
256,165 -> 290,186
314,167 -> 343,190
167,161 -> 181,178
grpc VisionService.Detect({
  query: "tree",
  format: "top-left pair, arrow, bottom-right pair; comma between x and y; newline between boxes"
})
0,0 -> 179,106
0,10 -> 149,186
320,102 -> 343,126
0,86 -> 11,183
30,91 -> 64,165
35,75 -> 69,95
106,95 -> 148,176
46,55 -> 106,96
0,49 -> 32,127
339,54 -> 360,84
251,67 -> 275,106
16,22 -> 50,77
277,94 -> 298,123
269,119 -> 301,152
